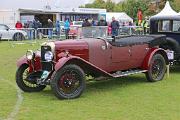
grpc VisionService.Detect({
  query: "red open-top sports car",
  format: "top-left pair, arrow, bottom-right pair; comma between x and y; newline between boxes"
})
16,27 -> 169,99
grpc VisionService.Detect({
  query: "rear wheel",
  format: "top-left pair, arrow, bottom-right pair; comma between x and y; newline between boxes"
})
51,64 -> 86,99
146,54 -> 167,82
16,64 -> 46,92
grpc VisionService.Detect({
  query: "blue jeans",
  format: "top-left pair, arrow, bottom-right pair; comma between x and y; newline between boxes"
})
28,30 -> 34,40
112,29 -> 118,36
48,29 -> 53,39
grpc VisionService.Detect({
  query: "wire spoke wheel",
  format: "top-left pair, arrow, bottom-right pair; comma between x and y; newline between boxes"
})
59,70 -> 81,94
16,64 -> 46,92
51,64 -> 85,99
151,59 -> 163,80
22,68 -> 38,88
146,54 -> 167,82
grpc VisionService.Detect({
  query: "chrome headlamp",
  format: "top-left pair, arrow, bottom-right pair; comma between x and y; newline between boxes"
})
44,51 -> 53,62
26,50 -> 35,60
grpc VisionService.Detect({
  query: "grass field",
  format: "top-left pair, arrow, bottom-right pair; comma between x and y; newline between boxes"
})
0,40 -> 180,120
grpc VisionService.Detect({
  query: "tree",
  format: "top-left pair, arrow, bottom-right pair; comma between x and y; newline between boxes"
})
80,0 -> 106,9
113,2 -> 123,12
122,0 -> 149,21
105,0 -> 115,12
79,0 -> 116,12
171,0 -> 180,11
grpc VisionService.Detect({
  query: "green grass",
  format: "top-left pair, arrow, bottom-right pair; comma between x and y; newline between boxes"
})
0,40 -> 180,120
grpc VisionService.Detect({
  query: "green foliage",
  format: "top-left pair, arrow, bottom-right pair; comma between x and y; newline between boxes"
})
80,0 -> 180,20
80,0 -> 119,12
171,0 -> 180,12
113,2 -> 123,12
105,0 -> 115,12
122,0 -> 149,20
80,0 -> 106,9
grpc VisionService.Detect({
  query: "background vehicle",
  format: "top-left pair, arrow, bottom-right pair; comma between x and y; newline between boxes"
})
68,21 -> 83,38
150,1 -> 180,62
0,24 -> 27,40
16,27 -> 169,100
72,21 -> 83,27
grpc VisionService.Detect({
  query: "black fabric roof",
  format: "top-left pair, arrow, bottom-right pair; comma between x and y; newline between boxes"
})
109,35 -> 166,47
150,15 -> 180,21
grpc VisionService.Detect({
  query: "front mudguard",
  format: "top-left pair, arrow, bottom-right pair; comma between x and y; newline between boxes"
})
141,48 -> 169,70
54,56 -> 112,77
17,55 -> 28,68
17,51 -> 42,73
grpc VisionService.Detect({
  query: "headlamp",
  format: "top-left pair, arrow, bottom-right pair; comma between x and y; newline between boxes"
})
26,50 -> 35,60
44,51 -> 53,61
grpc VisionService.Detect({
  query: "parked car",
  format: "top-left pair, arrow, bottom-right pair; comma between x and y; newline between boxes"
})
68,21 -> 83,38
149,1 -> 180,62
72,21 -> 83,27
0,24 -> 27,40
16,27 -> 169,99
150,17 -> 180,62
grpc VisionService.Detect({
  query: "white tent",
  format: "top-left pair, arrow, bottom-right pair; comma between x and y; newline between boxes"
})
106,12 -> 133,23
150,1 -> 180,20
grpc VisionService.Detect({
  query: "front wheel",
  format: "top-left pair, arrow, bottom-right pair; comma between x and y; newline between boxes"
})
146,54 -> 167,82
16,64 -> 46,92
51,64 -> 86,99
13,33 -> 25,41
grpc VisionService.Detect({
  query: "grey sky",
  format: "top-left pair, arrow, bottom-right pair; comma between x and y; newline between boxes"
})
0,0 -> 123,9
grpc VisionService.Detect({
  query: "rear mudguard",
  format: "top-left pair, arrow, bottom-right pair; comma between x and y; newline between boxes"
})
17,51 -> 42,73
55,56 -> 112,77
141,48 -> 169,70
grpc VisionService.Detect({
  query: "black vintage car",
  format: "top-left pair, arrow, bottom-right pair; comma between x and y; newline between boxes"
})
150,2 -> 180,62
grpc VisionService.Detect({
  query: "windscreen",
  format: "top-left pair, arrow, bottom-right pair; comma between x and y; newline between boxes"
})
74,26 -> 108,38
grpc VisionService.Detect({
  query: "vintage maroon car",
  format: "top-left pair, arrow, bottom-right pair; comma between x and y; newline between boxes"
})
16,30 -> 169,99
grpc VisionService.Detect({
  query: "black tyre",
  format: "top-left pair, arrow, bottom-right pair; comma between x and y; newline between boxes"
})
146,54 -> 167,82
51,64 -> 86,99
13,33 -> 25,41
16,64 -> 46,92
160,38 -> 180,60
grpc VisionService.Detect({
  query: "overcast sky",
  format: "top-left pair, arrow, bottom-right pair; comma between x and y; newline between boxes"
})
0,0 -> 123,9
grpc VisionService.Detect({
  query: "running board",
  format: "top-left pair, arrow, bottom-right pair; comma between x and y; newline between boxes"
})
112,69 -> 148,78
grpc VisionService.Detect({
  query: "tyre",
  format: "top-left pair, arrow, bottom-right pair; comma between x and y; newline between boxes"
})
146,54 -> 167,82
160,38 -> 180,60
16,64 -> 46,92
13,33 -> 25,41
51,64 -> 86,99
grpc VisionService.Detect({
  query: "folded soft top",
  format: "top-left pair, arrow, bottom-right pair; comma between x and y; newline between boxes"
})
109,35 -> 166,47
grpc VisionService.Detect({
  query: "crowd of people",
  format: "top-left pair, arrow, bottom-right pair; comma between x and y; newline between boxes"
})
14,16 -> 149,40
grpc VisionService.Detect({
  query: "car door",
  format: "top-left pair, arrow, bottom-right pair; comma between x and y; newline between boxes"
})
130,44 -> 149,68
110,45 -> 132,71
0,25 -> 9,39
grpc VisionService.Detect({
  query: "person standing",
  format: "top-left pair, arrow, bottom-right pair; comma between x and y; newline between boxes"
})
27,21 -> 34,40
97,16 -> 107,26
64,19 -> 70,39
15,21 -> 23,29
97,16 -> 107,37
111,17 -> 120,38
82,18 -> 91,27
82,18 -> 91,38
48,19 -> 53,39
55,20 -> 61,38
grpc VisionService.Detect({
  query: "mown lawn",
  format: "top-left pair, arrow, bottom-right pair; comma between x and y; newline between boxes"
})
0,40 -> 180,120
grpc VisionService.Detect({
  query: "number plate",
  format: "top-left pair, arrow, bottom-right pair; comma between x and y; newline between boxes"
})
167,51 -> 174,60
